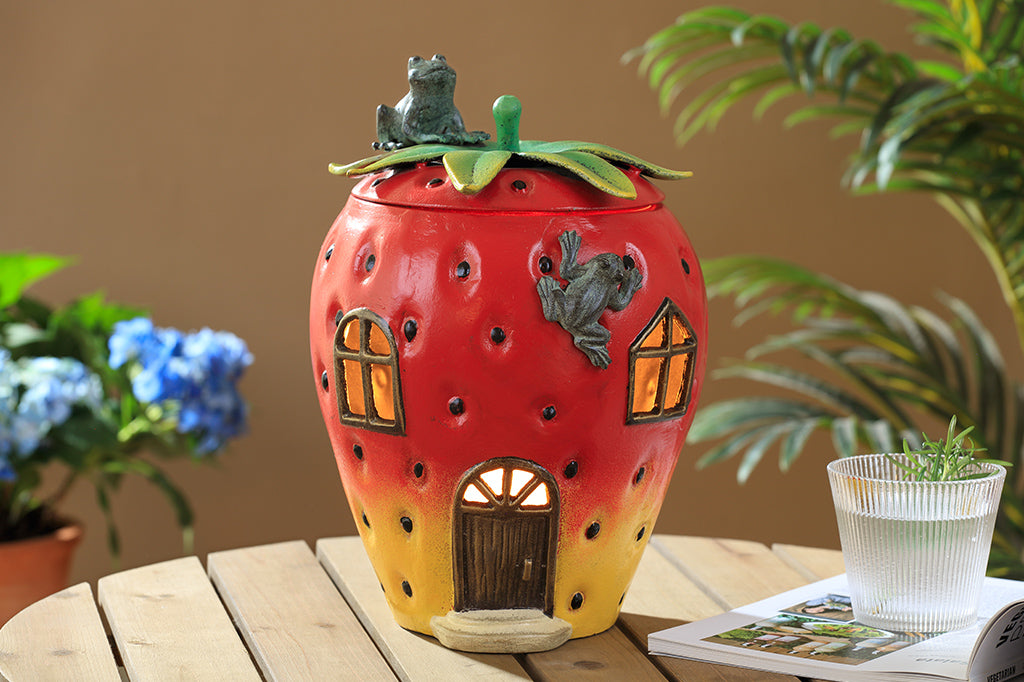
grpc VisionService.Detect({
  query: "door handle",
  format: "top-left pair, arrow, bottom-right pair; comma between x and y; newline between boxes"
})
522,558 -> 533,582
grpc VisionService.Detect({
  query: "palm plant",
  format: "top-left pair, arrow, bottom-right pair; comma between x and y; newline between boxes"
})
628,1 -> 1024,575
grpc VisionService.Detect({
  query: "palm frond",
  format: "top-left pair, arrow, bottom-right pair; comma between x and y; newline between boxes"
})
630,2 -> 1024,367
689,257 -> 1021,483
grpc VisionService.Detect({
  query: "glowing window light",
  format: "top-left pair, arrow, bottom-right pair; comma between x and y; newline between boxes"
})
628,298 -> 697,425
509,469 -> 533,497
333,309 -> 405,435
480,469 -> 505,497
521,483 -> 549,507
463,483 -> 488,504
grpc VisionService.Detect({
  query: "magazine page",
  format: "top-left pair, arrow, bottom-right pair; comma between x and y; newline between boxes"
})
967,596 -> 1024,681
649,575 -> 1024,682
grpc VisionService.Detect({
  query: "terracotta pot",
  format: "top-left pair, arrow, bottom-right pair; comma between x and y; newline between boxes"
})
0,524 -> 83,626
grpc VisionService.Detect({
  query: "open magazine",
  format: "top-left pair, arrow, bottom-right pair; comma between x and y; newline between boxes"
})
648,574 -> 1024,682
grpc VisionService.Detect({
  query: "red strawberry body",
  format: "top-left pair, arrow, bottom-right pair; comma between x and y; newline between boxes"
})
310,161 -> 706,647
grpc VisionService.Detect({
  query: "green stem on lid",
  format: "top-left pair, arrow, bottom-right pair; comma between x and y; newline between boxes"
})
493,95 -> 522,152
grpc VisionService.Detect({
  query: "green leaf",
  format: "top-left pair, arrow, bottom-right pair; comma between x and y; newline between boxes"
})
0,253 -> 71,309
332,144 -> 461,176
779,418 -> 819,471
688,397 -> 824,442
738,422 -> 797,483
524,140 -> 691,180
518,150 -> 637,198
441,150 -> 511,194
831,415 -> 858,458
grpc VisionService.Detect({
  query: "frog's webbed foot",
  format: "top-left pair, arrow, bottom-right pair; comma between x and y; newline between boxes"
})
574,324 -> 612,369
558,231 -> 583,280
456,130 -> 491,145
375,105 -> 405,151
537,276 -> 566,322
609,266 -> 642,311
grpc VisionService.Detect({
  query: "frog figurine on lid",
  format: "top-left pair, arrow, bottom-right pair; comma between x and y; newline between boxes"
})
309,55 -> 707,653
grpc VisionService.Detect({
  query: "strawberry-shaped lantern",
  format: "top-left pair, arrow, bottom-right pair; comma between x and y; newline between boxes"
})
310,55 -> 706,653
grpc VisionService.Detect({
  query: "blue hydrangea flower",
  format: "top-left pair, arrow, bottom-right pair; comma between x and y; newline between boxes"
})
0,349 -> 104,466
108,317 -> 253,454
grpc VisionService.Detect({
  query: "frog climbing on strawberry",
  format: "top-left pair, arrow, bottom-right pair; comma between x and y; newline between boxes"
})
537,230 -> 642,369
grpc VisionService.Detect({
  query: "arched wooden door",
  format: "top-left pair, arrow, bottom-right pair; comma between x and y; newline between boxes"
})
454,458 -> 559,615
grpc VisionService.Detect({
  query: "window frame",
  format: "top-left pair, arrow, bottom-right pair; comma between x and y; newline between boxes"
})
626,297 -> 698,425
333,308 -> 406,436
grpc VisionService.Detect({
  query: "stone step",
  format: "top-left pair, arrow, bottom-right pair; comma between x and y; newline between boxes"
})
429,608 -> 572,653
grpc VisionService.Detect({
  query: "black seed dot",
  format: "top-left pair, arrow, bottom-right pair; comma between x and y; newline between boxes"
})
622,254 -> 635,269
539,256 -> 553,274
380,582 -> 386,593
570,592 -> 584,610
365,254 -> 376,272
456,261 -> 471,278
402,580 -> 413,597
334,310 -> 344,326
400,516 -> 413,533
361,512 -> 370,528
449,397 -> 465,415
512,179 -> 527,191
325,245 -> 334,261
619,593 -> 625,605
490,327 -> 506,344
634,467 -> 646,485
637,526 -> 646,542
681,258 -> 690,274
353,444 -> 364,460
564,460 -> 578,479
404,319 -> 418,342
320,371 -> 329,391
542,405 -> 557,420
371,177 -> 386,187
413,462 -> 425,478
427,177 -> 444,187
585,522 -> 601,540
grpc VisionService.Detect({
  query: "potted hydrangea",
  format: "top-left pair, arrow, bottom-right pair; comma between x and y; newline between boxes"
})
0,252 -> 252,623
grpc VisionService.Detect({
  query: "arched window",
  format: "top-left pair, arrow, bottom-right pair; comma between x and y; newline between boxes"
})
627,298 -> 697,424
334,308 -> 405,435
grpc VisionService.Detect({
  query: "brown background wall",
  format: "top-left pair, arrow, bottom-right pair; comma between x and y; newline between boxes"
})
2,1 -> 1013,586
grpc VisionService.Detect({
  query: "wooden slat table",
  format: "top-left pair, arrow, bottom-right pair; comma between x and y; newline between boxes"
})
0,536 -> 845,681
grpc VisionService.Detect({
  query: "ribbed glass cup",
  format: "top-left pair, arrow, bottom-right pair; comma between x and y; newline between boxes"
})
828,454 -> 1005,632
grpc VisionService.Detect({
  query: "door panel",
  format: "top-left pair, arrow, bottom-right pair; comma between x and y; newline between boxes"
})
461,512 -> 548,610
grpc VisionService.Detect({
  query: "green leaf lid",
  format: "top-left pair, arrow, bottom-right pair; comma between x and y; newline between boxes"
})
330,95 -> 691,199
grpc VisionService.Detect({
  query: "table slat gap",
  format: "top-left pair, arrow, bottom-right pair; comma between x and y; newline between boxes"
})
98,555 -> 261,681
208,539 -> 396,681
0,582 -> 121,682
519,624 -> 667,681
316,536 -> 532,681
